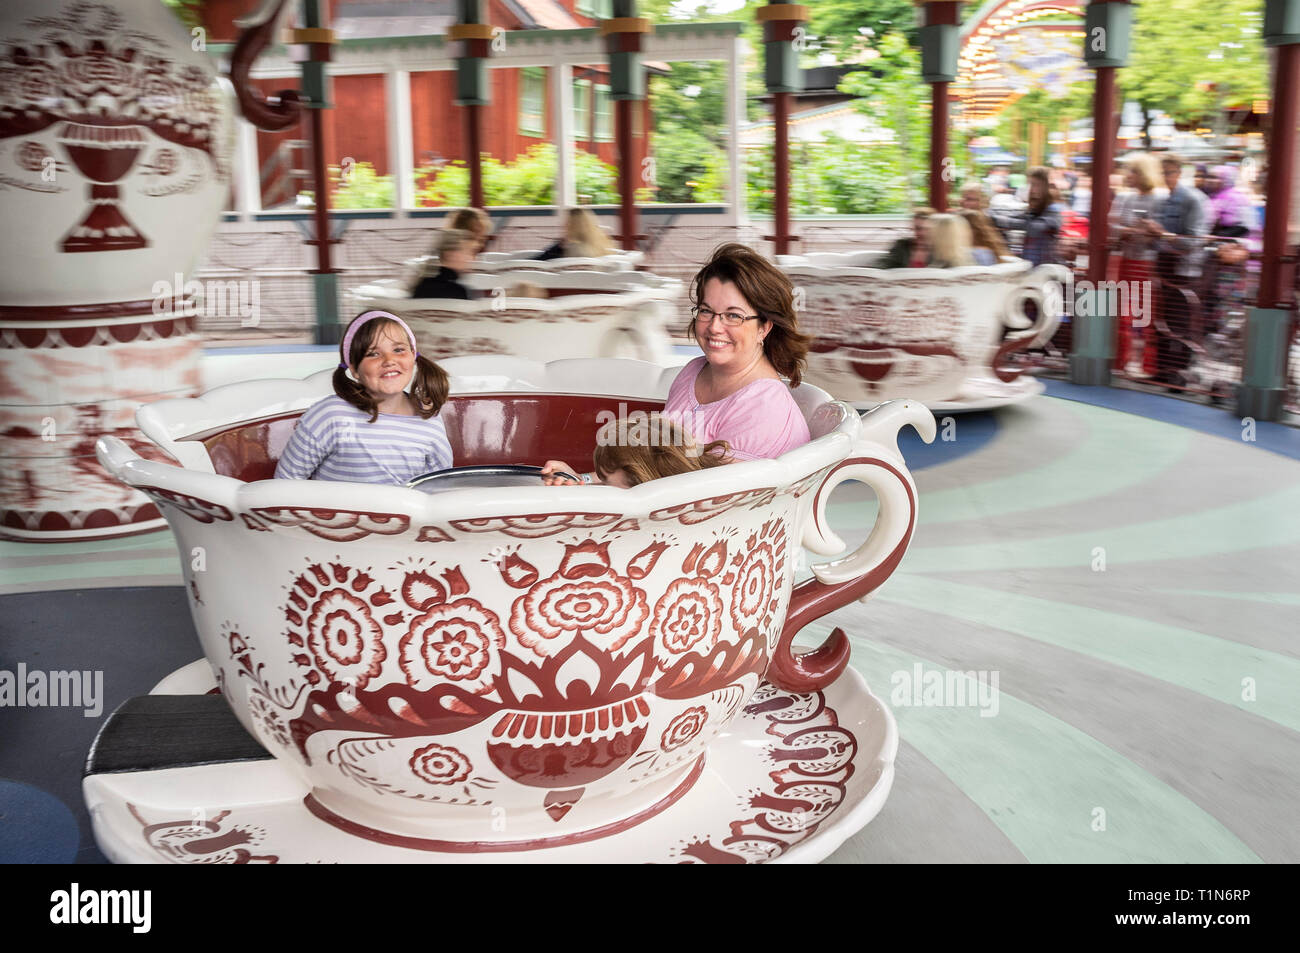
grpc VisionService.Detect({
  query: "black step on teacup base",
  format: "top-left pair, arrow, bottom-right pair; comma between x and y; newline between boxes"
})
85,695 -> 271,778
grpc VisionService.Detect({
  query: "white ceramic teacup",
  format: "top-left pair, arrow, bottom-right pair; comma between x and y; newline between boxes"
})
778,255 -> 1068,404
97,358 -> 933,849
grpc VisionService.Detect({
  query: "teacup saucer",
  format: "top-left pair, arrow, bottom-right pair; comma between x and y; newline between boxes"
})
86,662 -> 897,864
927,375 -> 1045,413
849,376 -> 1044,414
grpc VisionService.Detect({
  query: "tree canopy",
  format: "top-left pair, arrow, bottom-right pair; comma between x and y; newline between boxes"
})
1124,0 -> 1268,138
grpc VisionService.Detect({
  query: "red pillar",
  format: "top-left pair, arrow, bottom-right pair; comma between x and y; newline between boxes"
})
919,1 -> 961,211
773,91 -> 792,255
1086,66 -> 1119,286
466,103 -> 484,210
309,103 -> 334,275
930,80 -> 950,211
617,98 -> 638,250
1258,42 -> 1300,309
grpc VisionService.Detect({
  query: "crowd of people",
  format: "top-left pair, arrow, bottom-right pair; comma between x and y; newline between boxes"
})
874,154 -> 1263,387
407,206 -> 618,301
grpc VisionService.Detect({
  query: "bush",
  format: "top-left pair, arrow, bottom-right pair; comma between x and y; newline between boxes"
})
744,136 -> 909,216
330,161 -> 395,209
649,125 -> 726,204
415,143 -> 620,207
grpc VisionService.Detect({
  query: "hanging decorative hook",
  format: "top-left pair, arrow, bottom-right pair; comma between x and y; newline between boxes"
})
228,0 -> 305,131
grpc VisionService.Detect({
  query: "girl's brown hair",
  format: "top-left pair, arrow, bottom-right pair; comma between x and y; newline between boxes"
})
448,207 -> 492,246
688,242 -> 812,387
333,314 -> 449,423
592,414 -> 731,487
960,208 -> 1010,259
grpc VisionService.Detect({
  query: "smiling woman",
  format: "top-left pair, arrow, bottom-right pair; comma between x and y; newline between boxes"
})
274,311 -> 453,484
664,243 -> 813,460
541,244 -> 813,484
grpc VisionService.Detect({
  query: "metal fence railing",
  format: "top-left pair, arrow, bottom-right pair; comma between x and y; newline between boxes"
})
1020,238 -> 1298,422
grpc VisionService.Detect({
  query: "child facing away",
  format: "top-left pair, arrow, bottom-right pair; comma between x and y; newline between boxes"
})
542,413 -> 731,488
274,310 -> 453,485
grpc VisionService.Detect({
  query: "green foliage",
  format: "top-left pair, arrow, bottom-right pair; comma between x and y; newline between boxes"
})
641,2 -> 766,123
745,135 -> 909,216
648,127 -> 726,204
331,161 -> 394,209
647,61 -> 744,204
414,144 -> 619,208
1126,0 -> 1267,140
839,31 -> 930,204
648,62 -> 729,142
574,150 -> 621,205
161,0 -> 203,31
992,83 -> 1094,159
807,0 -> 918,58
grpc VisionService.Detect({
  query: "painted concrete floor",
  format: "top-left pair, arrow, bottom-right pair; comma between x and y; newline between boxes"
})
2,362 -> 1297,864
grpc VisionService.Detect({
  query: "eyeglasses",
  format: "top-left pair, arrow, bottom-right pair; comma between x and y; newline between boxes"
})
692,306 -> 761,328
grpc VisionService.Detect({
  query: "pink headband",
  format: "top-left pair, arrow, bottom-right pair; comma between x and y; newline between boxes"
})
339,310 -> 419,369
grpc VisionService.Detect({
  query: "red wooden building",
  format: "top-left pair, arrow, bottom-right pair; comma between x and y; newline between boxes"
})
201,0 -> 653,207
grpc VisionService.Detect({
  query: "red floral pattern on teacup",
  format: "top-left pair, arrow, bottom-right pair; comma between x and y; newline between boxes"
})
651,578 -> 723,655
250,507 -> 410,542
450,513 -> 622,539
409,743 -> 473,786
400,566 -> 470,611
661,705 -> 708,751
729,520 -> 786,635
285,564 -> 400,690
246,689 -> 292,750
650,488 -> 778,525
304,589 -> 387,690
400,600 -> 505,695
137,486 -> 233,523
509,540 -> 649,657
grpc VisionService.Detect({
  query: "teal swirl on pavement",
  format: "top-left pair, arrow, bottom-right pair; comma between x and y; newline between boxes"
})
2,391 -> 1296,863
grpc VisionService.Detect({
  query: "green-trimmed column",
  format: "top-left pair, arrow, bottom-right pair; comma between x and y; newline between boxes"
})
297,1 -> 342,345
917,1 -> 962,212
1238,0 -> 1300,420
1070,0 -> 1132,386
450,0 -> 494,211
602,2 -> 651,251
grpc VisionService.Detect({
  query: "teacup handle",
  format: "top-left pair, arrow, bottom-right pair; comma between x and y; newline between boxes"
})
768,445 -> 921,694
228,0 -> 305,131
992,264 -> 1069,382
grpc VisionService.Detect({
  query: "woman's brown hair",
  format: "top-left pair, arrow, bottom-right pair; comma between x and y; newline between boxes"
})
960,208 -> 1010,259
333,314 -> 449,423
1027,166 -> 1058,216
592,414 -> 731,487
688,242 -> 812,387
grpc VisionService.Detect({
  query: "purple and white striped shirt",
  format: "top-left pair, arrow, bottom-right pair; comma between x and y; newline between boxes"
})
274,396 -> 453,485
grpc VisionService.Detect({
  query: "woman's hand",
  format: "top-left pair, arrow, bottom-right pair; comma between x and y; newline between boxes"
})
541,460 -> 582,486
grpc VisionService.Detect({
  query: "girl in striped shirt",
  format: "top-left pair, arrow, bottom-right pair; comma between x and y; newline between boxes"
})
275,311 -> 453,484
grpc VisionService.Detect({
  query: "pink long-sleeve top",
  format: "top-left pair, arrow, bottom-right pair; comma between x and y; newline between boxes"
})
663,357 -> 810,461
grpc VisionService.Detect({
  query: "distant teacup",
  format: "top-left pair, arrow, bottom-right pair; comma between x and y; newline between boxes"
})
779,255 -> 1068,404
97,358 -> 933,849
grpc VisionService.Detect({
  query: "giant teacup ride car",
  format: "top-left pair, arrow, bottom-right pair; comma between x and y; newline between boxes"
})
777,253 -> 1069,412
474,249 -> 645,273
350,269 -> 680,364
396,249 -> 645,288
88,357 -> 934,863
